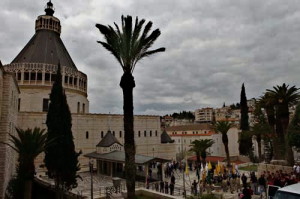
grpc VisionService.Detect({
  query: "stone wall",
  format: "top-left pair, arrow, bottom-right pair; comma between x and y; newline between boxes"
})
257,163 -> 293,176
17,112 -> 176,171
0,67 -> 19,199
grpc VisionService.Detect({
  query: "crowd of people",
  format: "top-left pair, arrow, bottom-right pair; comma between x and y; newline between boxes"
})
145,161 -> 300,198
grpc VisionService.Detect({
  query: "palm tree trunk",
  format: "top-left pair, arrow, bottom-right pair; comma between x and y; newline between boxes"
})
24,180 -> 32,199
196,152 -> 201,169
257,140 -> 262,162
224,142 -> 231,166
257,136 -> 262,162
120,72 -> 136,199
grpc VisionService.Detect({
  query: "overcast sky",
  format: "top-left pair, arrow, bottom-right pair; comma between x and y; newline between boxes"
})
1,0 -> 300,115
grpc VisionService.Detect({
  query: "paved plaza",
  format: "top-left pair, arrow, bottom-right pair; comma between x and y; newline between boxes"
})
37,168 -> 255,199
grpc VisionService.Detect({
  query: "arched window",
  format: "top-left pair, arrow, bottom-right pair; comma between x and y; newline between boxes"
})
150,131 -> 152,137
119,131 -> 122,138
155,130 -> 158,136
138,131 -> 141,137
86,131 -> 89,139
101,131 -> 104,138
144,131 -> 147,137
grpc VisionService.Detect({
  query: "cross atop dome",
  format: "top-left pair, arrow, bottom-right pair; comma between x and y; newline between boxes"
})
45,0 -> 55,16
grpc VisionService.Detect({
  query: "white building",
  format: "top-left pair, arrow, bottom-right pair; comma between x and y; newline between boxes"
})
195,107 -> 214,123
165,124 -> 240,159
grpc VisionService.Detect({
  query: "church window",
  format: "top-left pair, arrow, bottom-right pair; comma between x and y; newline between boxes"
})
51,74 -> 57,82
86,131 -> 89,139
30,72 -> 36,81
17,72 -> 21,80
119,131 -> 122,138
37,72 -> 42,81
64,76 -> 68,83
42,98 -> 49,112
24,72 -> 30,80
144,131 -> 147,137
45,73 -> 50,81
74,78 -> 77,86
155,130 -> 158,136
113,131 -> 115,136
70,77 -> 73,84
138,131 -> 141,137
77,102 -> 80,113
18,98 -> 20,111
82,103 -> 85,113
150,131 -> 152,137
101,131 -> 104,138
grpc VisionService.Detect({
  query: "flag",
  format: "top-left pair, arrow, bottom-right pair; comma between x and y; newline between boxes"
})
208,161 -> 212,170
185,159 -> 189,175
216,161 -> 220,174
232,163 -> 236,174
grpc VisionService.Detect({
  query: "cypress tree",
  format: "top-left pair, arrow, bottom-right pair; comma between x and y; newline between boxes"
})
239,83 -> 253,155
240,83 -> 249,131
44,63 -> 80,196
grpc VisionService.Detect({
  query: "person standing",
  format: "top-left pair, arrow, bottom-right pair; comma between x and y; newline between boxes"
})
164,181 -> 169,194
241,173 -> 248,187
192,180 -> 199,196
171,174 -> 176,185
169,182 -> 174,195
250,172 -> 258,194
258,174 -> 266,196
160,181 -> 164,193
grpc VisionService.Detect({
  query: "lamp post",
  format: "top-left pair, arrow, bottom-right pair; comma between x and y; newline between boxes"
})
89,159 -> 94,199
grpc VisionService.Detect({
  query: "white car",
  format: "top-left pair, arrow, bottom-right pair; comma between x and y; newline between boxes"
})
273,183 -> 300,199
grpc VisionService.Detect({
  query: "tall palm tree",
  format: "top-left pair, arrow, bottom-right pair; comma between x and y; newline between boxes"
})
266,83 -> 300,165
214,121 -> 233,166
4,128 -> 47,199
96,15 -> 165,198
189,139 -> 214,168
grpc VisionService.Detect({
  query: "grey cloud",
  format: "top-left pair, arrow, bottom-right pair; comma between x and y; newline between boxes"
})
2,0 -> 300,115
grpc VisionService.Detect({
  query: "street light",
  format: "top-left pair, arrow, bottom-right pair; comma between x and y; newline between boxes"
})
89,159 -> 94,199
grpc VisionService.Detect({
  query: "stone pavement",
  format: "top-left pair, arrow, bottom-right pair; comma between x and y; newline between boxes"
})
36,168 -> 262,199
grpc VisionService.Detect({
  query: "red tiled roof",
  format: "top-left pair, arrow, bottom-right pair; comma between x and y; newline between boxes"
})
170,132 -> 215,137
165,124 -> 213,131
188,156 -> 225,162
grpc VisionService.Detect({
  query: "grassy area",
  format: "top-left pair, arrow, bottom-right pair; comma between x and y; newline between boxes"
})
239,164 -> 258,172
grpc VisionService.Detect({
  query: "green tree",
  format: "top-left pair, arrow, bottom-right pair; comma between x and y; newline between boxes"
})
96,15 -> 165,198
189,139 -> 214,168
44,64 -> 81,198
239,83 -> 253,156
288,102 -> 300,149
251,104 -> 272,161
3,128 -> 47,199
214,121 -> 233,166
267,83 -> 300,165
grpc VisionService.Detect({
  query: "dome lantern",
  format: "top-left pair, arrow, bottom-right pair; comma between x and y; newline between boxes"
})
45,0 -> 55,16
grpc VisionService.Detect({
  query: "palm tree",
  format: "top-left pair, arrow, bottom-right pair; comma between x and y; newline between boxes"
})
4,127 -> 47,199
189,139 -> 214,168
214,121 -> 233,166
96,15 -> 165,198
266,83 -> 300,165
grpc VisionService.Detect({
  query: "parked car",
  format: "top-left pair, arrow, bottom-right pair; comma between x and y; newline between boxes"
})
273,183 -> 300,199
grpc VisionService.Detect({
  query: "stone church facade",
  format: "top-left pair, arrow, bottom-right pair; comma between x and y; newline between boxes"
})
0,1 -> 175,198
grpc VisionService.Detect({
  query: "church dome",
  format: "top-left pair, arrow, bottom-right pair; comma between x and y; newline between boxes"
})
3,1 -> 89,114
11,0 -> 77,69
